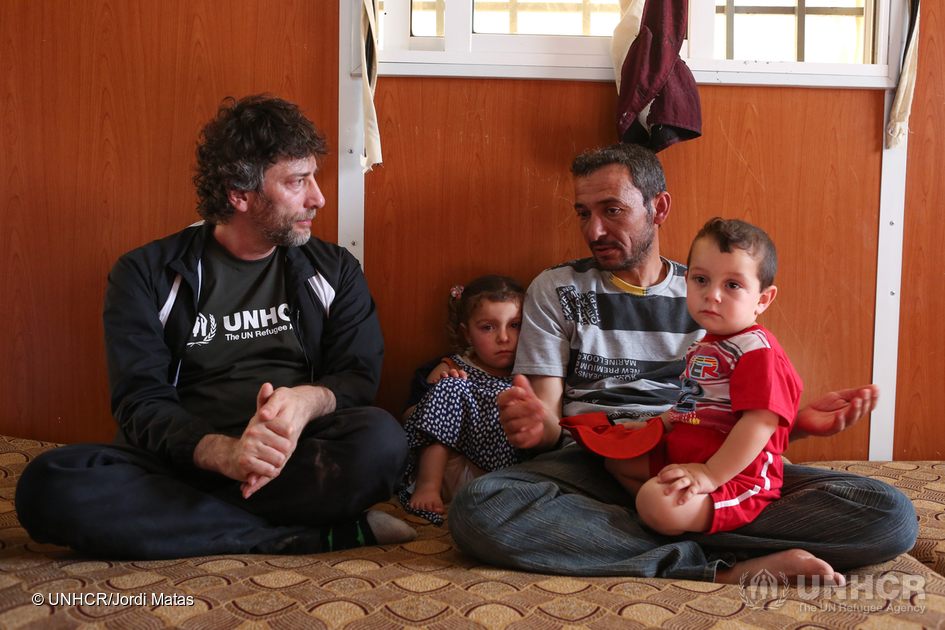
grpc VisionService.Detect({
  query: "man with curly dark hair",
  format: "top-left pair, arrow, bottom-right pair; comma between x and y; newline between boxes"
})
193,94 -> 329,227
16,95 -> 414,559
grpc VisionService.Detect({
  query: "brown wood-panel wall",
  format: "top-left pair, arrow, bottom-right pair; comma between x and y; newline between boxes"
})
896,3 -> 945,460
1,0 -> 923,464
366,78 -> 885,462
0,0 -> 339,444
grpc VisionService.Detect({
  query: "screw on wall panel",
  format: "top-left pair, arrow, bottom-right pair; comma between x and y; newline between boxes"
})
348,149 -> 354,153
351,241 -> 357,246
891,291 -> 896,296
890,220 -> 895,226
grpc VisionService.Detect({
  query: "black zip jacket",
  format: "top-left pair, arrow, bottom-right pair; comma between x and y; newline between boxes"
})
102,222 -> 384,469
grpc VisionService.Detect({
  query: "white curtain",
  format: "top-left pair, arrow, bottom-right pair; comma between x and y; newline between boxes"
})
886,2 -> 921,149
361,0 -> 382,172
610,0 -> 646,93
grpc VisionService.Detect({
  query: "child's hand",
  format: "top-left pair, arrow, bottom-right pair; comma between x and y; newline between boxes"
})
425,362 -> 468,385
431,368 -> 468,384
657,463 -> 719,504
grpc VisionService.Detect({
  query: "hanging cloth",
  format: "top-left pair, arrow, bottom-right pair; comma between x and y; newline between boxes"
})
361,0 -> 382,172
612,0 -> 702,152
886,0 -> 921,149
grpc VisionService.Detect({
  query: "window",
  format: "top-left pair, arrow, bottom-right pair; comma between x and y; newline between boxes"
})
368,0 -> 905,87
714,0 -> 875,63
377,0 -> 635,81
409,1 -> 622,37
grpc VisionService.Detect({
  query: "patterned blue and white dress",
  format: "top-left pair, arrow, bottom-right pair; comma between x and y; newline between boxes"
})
399,353 -> 530,524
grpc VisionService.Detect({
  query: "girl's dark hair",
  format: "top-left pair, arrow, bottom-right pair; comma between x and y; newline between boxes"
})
446,275 -> 525,352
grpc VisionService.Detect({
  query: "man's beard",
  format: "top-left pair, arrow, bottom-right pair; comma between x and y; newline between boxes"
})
590,217 -> 655,272
249,194 -> 316,248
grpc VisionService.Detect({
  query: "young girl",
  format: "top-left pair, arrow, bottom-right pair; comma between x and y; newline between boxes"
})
399,275 -> 529,525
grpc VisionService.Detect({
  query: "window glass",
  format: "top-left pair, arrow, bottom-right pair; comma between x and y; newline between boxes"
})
589,12 -> 621,36
716,1 -> 871,63
407,0 -> 871,63
733,14 -> 796,61
474,10 -> 510,34
412,13 -> 439,37
807,0 -> 862,7
411,1 -> 441,37
471,1 -> 619,36
377,0 -> 895,87
514,12 -> 583,35
714,13 -> 727,60
805,15 -> 864,63
733,0 -> 794,5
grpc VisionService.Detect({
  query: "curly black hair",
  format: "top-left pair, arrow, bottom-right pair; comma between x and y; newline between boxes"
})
193,94 -> 328,224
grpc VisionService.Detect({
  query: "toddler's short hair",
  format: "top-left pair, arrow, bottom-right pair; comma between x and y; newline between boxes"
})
688,217 -> 777,289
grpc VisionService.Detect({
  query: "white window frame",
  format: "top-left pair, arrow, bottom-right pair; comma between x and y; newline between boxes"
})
362,0 -> 908,89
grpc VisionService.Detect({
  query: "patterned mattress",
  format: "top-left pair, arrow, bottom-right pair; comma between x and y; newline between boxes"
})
0,437 -> 943,629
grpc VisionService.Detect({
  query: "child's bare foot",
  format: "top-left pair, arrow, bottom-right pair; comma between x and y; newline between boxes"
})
716,549 -> 846,587
409,481 -> 444,514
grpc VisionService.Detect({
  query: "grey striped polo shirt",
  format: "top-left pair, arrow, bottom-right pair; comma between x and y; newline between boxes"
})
515,257 -> 705,422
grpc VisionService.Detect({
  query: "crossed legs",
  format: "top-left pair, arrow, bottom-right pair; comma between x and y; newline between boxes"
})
15,407 -> 408,559
449,446 -> 917,581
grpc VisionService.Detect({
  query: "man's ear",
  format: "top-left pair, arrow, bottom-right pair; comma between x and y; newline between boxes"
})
227,188 -> 253,214
755,285 -> 778,315
651,191 -> 671,226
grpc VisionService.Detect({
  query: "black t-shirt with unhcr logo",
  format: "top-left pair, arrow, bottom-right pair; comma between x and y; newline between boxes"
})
177,236 -> 310,432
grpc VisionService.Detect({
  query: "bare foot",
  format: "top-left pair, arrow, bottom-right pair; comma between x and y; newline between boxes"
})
716,549 -> 846,587
409,480 -> 444,514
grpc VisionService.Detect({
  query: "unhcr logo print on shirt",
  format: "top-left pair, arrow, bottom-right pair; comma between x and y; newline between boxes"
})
187,304 -> 293,347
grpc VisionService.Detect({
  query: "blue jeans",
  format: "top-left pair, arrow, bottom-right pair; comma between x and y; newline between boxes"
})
449,446 -> 918,580
15,407 -> 407,559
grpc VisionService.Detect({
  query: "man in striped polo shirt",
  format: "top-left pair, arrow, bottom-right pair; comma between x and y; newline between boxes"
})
449,143 -> 916,584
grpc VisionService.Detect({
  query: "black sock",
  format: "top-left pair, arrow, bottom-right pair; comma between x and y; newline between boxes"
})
320,513 -> 378,552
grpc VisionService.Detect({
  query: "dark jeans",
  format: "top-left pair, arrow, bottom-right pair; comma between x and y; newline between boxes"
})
15,407 -> 407,559
448,446 -> 919,580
